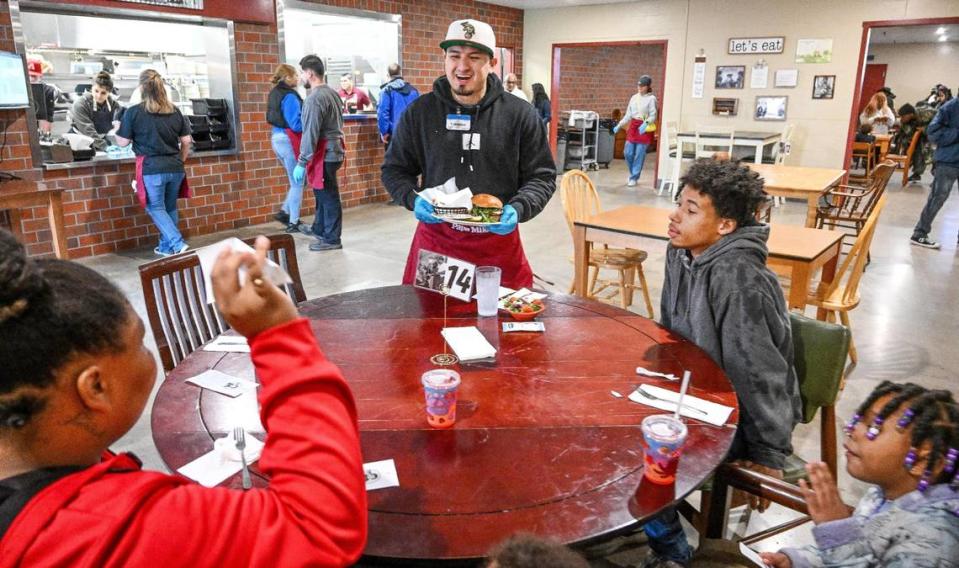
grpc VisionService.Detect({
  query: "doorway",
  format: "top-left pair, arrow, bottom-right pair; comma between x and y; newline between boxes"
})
845,17 -> 959,169
550,40 -> 668,184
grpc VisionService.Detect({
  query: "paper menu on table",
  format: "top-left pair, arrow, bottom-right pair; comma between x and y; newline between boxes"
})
440,326 -> 496,361
627,384 -> 734,426
186,369 -> 257,398
195,237 -> 293,305
364,459 -> 400,491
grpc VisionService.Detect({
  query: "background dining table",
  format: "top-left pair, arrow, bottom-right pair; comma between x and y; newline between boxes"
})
151,286 -> 740,564
746,163 -> 846,227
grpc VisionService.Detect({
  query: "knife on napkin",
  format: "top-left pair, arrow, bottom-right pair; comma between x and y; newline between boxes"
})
628,384 -> 734,426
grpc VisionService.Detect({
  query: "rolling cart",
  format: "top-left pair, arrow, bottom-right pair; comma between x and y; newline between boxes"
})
561,110 -> 599,171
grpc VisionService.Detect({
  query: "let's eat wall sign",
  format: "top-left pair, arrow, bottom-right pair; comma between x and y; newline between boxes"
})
728,37 -> 785,55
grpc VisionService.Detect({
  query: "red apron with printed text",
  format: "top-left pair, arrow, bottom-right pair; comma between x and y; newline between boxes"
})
402,222 -> 533,289
134,156 -> 192,208
286,129 -> 328,190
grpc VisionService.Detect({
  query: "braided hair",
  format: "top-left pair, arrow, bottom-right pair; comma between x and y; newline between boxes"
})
851,380 -> 959,488
0,229 -> 130,430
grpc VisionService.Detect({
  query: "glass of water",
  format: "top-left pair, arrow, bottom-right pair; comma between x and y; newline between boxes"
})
475,266 -> 501,317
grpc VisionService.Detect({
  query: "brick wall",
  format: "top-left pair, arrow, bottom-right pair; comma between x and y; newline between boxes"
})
0,0 -> 522,258
301,0 -> 524,95
557,44 -> 666,120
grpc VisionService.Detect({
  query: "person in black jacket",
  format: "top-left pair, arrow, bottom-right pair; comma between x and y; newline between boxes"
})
381,19 -> 556,289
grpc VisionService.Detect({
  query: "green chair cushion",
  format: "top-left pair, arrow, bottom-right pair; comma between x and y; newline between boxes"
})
789,313 -> 851,424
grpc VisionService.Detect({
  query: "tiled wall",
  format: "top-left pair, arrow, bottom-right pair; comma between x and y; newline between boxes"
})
0,0 -> 523,258
557,44 -> 666,120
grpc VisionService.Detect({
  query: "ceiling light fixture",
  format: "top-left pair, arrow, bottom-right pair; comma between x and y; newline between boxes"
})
935,27 -> 946,35
939,35 -> 948,42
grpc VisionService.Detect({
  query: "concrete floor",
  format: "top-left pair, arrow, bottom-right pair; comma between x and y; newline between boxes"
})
79,155 -> 958,563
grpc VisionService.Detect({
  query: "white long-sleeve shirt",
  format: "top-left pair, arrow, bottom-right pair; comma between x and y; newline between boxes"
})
860,106 -> 895,135
615,92 -> 658,130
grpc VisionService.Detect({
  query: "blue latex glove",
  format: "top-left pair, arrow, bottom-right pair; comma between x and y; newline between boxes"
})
414,196 -> 442,224
488,204 -> 518,235
639,121 -> 648,135
293,164 -> 306,185
612,124 -> 620,134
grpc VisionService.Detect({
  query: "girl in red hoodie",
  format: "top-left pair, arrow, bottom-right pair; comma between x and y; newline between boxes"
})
0,230 -> 366,567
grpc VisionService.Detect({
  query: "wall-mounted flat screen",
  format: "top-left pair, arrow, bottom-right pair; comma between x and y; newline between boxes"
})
0,51 -> 30,108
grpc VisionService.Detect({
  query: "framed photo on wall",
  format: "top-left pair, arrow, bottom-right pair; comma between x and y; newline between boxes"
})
812,75 -> 836,99
755,96 -> 788,121
715,65 -> 746,89
774,69 -> 799,88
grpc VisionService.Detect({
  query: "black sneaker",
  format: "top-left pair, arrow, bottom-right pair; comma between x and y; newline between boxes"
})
309,241 -> 343,251
910,235 -> 940,249
274,210 -> 290,225
908,174 -> 922,182
285,223 -> 312,235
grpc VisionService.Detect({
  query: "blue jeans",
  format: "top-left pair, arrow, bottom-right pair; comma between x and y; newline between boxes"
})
312,160 -> 343,245
644,506 -> 693,565
624,141 -> 649,182
913,163 -> 959,239
143,172 -> 186,253
271,130 -> 303,223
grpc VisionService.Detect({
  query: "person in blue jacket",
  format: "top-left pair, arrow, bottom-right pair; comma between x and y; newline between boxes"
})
266,64 -> 309,234
377,63 -> 420,148
910,96 -> 959,249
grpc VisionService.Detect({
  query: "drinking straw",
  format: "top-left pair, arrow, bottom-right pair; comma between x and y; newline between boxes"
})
674,370 -> 691,419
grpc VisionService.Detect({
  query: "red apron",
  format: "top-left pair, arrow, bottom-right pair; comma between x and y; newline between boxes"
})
135,155 -> 192,209
287,129 -> 330,190
626,119 -> 655,145
402,222 -> 534,289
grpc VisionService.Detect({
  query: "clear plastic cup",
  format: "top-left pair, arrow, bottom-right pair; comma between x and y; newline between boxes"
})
641,414 -> 688,485
421,369 -> 462,428
475,266 -> 501,317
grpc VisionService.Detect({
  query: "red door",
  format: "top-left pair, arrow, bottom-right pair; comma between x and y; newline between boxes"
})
859,64 -> 887,114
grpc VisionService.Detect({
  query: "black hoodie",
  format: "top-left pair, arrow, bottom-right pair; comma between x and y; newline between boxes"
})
381,74 -> 556,222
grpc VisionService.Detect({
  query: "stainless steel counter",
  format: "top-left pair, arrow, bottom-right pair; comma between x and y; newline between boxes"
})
42,148 -> 238,171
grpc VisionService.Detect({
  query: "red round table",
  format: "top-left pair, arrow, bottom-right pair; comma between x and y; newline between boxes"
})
152,286 -> 738,563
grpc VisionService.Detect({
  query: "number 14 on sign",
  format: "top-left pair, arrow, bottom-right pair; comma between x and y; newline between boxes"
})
444,258 -> 475,301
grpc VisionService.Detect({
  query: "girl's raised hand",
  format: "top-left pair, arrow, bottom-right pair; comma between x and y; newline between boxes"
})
798,462 -> 851,524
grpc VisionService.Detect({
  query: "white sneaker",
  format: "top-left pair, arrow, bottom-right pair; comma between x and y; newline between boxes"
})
175,243 -> 190,255
627,179 -> 637,187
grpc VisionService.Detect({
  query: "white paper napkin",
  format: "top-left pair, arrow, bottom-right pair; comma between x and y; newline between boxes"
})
628,384 -> 734,426
418,177 -> 473,209
195,237 -> 293,305
364,459 -> 400,491
186,369 -> 257,398
441,326 -> 496,361
202,335 -> 250,353
177,429 -> 265,488
739,542 -> 766,567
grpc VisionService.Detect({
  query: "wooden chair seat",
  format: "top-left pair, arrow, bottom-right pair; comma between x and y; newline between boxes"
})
561,170 -> 655,317
138,233 -> 306,372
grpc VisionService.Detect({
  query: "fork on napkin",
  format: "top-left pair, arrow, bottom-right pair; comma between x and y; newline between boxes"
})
628,384 -> 734,426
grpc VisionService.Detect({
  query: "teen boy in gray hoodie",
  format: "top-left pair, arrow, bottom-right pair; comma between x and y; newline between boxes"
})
642,159 -> 802,568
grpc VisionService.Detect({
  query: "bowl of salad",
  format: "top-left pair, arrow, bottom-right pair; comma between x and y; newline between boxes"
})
502,296 -> 546,321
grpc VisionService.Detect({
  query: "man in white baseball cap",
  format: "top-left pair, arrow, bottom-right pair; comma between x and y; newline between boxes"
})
381,19 -> 556,289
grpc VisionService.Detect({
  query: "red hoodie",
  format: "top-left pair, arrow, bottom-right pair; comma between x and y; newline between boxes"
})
0,318 -> 367,568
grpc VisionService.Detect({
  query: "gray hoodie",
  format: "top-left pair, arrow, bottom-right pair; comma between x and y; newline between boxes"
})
660,224 -> 801,469
782,484 -> 959,567
297,83 -> 344,165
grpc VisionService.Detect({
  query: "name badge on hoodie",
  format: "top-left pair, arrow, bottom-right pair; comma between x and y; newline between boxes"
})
446,114 -> 471,131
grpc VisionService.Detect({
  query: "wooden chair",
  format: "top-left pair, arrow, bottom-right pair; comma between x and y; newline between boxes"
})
560,170 -> 655,317
849,141 -> 875,181
886,128 -> 923,186
808,194 -> 888,365
658,121 -> 695,199
816,160 -> 895,255
683,313 -> 850,537
139,233 -> 306,372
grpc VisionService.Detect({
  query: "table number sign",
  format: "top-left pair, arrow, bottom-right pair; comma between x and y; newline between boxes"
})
414,249 -> 476,302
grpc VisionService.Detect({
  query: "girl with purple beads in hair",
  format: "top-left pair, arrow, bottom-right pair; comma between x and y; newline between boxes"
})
761,381 -> 959,568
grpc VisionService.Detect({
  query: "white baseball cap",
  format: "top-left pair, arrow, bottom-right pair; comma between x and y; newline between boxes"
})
440,19 -> 496,58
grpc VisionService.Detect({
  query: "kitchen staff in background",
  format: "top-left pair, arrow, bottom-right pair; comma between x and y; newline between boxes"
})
381,18 -> 556,289
337,74 -> 372,114
612,75 -> 658,188
27,57 -> 58,138
266,63 -> 309,234
68,71 -> 122,151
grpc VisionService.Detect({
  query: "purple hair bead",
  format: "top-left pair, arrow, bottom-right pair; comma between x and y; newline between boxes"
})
866,416 -> 884,440
918,469 -> 931,493
844,413 -> 862,434
945,448 -> 959,475
904,448 -> 918,469
896,408 -> 916,432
